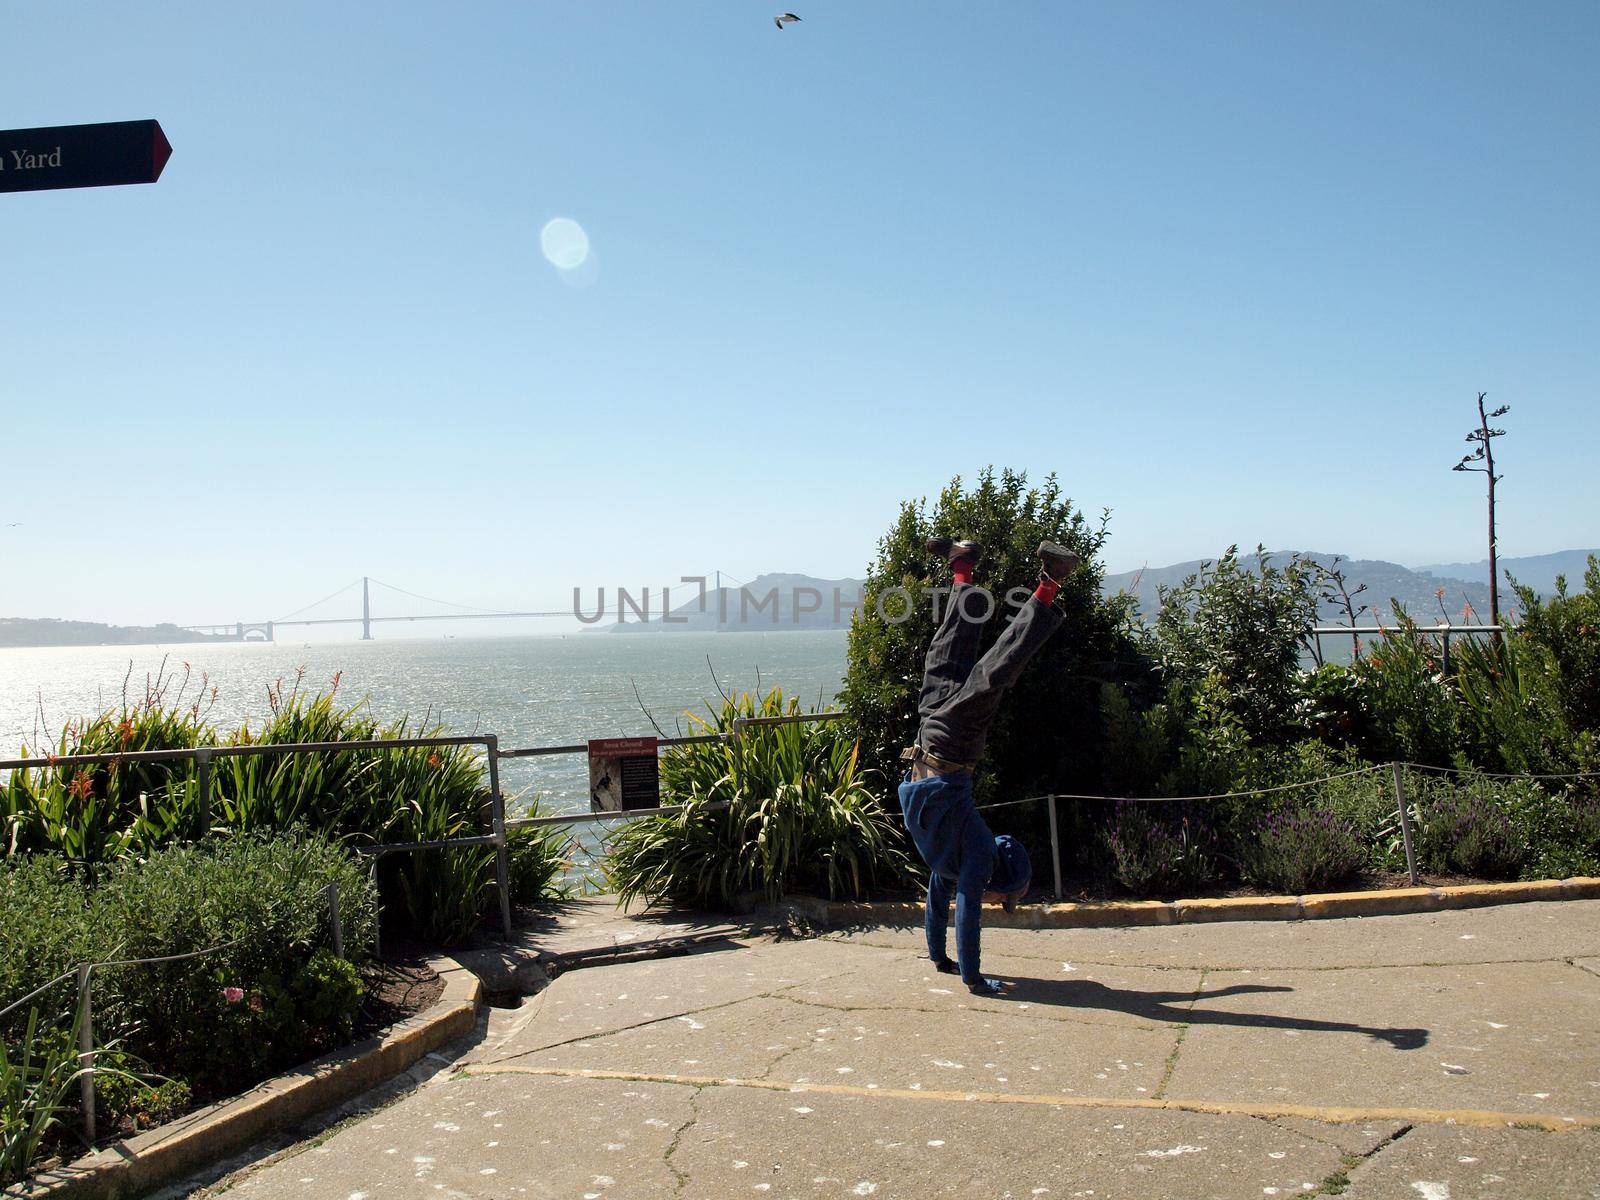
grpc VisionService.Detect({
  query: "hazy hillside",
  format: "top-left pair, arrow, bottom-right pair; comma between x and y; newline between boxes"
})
0,618 -> 232,648
1418,549 -> 1599,597
600,573 -> 864,632
1101,552 -> 1494,626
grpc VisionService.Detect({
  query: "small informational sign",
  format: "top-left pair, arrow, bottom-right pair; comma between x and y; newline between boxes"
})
588,736 -> 660,813
0,120 -> 173,194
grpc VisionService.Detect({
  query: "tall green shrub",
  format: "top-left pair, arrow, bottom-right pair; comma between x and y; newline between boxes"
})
840,468 -> 1150,813
1154,546 -> 1319,747
1511,556 -> 1600,752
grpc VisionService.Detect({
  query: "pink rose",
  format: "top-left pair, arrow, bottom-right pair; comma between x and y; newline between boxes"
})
222,986 -> 244,1004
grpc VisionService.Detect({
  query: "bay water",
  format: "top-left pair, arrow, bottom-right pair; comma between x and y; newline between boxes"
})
0,631 -> 850,818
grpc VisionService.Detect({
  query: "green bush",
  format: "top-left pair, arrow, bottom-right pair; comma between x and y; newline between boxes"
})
1104,801 -> 1218,896
1450,633 -> 1575,775
840,467 -> 1152,815
91,833 -> 374,1086
1,833 -> 374,1180
0,859 -> 98,1033
2,834 -> 374,1086
1512,556 -> 1600,739
1155,546 -> 1319,747
604,690 -> 908,909
1519,793 -> 1600,881
1239,807 -> 1365,894
1415,783 -> 1523,880
1348,610 -> 1460,766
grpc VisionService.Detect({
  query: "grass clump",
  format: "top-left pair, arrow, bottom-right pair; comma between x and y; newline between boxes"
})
604,689 -> 908,909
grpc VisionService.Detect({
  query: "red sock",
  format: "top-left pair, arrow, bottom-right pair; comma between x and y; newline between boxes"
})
1034,576 -> 1059,605
951,558 -> 975,586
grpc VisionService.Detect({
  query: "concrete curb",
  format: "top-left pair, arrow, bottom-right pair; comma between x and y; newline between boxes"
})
789,877 -> 1600,931
6,956 -> 480,1200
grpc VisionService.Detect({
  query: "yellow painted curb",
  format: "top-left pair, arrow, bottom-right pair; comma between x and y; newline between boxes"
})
1040,900 -> 1175,928
470,1063 -> 1600,1134
8,956 -> 480,1200
1300,887 -> 1441,919
1176,896 -> 1303,923
1434,880 -> 1568,909
793,874 -> 1594,932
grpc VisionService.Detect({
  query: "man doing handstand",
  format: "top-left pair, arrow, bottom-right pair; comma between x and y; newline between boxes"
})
898,536 -> 1079,997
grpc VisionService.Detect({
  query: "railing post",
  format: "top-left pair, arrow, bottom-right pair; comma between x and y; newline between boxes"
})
369,856 -> 383,959
195,747 -> 213,837
487,737 -> 513,939
77,963 -> 96,1144
327,879 -> 344,960
1391,762 -> 1420,886
1046,794 -> 1063,902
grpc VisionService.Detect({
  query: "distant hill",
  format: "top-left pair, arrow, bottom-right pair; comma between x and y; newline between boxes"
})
0,618 -> 232,648
599,573 -> 864,632
1101,552 -> 1495,626
1417,549 -> 1599,598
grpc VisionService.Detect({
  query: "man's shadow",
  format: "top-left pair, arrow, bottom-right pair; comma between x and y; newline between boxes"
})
1004,976 -> 1428,1051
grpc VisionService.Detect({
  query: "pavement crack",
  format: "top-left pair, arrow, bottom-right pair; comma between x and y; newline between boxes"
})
1152,967 -> 1205,1100
478,993 -> 763,1064
662,1085 -> 703,1197
1308,1123 -> 1413,1196
1567,957 -> 1600,981
758,1039 -> 812,1081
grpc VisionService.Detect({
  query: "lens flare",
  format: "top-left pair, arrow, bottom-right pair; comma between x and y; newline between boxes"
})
540,217 -> 591,271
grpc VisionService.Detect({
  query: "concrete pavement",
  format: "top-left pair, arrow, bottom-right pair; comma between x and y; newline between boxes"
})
213,900 -> 1600,1199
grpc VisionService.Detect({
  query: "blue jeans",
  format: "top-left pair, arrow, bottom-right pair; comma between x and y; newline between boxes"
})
899,770 -> 995,984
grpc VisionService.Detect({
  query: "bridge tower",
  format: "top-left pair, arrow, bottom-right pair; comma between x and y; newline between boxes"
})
362,576 -> 372,641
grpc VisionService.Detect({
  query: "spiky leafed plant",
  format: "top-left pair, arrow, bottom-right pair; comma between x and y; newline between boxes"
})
1,1009 -> 90,1185
603,689 -> 908,909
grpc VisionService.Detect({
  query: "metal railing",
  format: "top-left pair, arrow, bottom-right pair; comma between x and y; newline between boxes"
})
0,710 -> 847,1148
1309,623 -> 1506,670
0,939 -> 247,1144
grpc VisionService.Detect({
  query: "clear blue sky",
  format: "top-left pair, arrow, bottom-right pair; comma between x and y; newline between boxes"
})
3,1 -> 1596,630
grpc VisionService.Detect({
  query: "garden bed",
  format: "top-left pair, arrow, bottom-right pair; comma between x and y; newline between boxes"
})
22,950 -> 446,1176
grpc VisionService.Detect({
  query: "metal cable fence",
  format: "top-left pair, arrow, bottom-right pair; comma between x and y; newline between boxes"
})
969,760 -> 1600,901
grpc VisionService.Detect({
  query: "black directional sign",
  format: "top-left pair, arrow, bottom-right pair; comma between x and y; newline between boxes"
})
0,120 -> 172,194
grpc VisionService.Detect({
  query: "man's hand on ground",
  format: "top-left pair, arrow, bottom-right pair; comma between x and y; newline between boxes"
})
966,977 -> 1011,997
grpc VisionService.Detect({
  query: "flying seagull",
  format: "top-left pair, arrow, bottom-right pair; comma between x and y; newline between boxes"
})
774,12 -> 801,29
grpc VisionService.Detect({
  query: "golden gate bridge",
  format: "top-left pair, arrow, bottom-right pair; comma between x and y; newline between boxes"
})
181,573 -> 740,642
